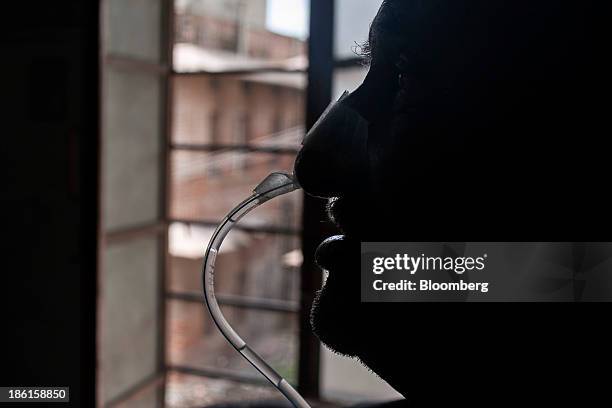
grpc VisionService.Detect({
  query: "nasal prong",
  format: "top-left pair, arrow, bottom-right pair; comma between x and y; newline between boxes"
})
254,172 -> 301,202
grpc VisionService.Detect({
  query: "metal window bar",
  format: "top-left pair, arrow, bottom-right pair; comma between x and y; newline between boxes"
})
170,143 -> 300,155
168,365 -> 274,388
167,291 -> 299,313
169,218 -> 300,236
170,56 -> 360,78
295,0 -> 336,400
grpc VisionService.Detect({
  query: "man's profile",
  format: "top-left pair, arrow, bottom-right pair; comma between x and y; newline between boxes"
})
293,1 -> 609,406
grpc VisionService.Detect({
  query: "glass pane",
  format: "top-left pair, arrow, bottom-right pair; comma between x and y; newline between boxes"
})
172,75 -> 305,145
334,0 -> 383,60
101,236 -> 161,404
166,372 -> 281,407
103,0 -> 162,62
169,225 -> 301,301
170,151 -> 302,230
168,4 -> 306,405
103,67 -> 162,231
167,300 -> 299,384
173,0 -> 307,72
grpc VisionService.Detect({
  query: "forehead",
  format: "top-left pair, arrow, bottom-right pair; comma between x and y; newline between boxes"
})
369,2 -> 568,57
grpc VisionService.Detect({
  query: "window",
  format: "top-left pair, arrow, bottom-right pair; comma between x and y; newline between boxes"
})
167,0 -> 401,405
100,1 -> 401,406
167,0 -> 306,405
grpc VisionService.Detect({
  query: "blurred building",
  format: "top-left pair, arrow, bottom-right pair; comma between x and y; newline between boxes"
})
175,0 -> 305,59
171,0 -> 306,219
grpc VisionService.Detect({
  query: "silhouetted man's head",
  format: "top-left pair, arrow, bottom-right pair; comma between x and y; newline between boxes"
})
295,1 -> 605,405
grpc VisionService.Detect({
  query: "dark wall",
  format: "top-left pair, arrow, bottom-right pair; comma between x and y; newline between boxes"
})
0,1 -> 99,406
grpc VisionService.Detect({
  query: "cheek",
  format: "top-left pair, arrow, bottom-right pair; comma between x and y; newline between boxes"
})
366,119 -> 415,201
366,122 -> 393,176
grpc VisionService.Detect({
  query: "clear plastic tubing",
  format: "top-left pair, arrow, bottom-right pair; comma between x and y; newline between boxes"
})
202,172 -> 310,408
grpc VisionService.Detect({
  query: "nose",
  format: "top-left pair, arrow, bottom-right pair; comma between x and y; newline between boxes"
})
293,91 -> 369,198
293,64 -> 398,198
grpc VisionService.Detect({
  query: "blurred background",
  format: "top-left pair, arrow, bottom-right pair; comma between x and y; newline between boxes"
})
100,1 -> 403,406
2,0 -> 402,407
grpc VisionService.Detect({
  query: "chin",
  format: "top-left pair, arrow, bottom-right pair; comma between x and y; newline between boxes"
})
309,273 -> 365,357
311,282 -> 412,400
